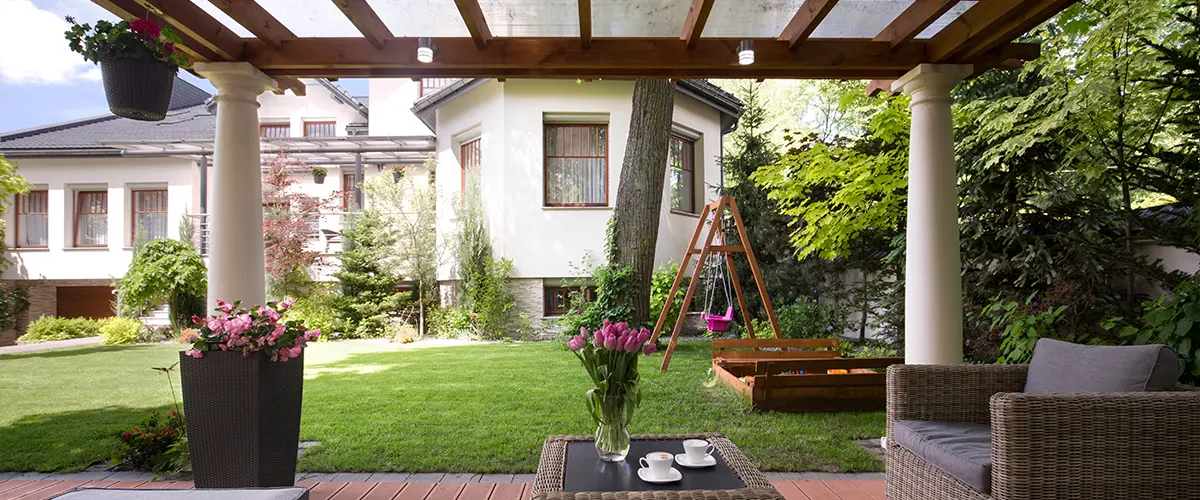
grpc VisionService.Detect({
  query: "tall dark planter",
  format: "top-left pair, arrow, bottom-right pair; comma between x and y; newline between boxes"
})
180,350 -> 304,488
100,57 -> 176,122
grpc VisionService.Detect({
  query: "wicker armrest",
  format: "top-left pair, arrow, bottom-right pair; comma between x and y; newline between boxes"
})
989,391 -> 1200,500
886,364 -> 1028,446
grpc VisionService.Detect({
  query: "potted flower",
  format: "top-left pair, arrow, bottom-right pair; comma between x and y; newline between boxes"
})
391,165 -> 405,183
179,299 -> 321,488
566,320 -> 657,461
310,166 -> 328,184
64,17 -> 187,122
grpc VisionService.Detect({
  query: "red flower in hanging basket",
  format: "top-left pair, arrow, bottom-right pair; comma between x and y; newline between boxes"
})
130,18 -> 161,39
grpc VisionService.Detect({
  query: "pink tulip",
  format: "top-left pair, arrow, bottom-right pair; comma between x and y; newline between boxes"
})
567,334 -> 587,351
593,329 -> 604,348
624,334 -> 640,353
642,343 -> 657,355
604,332 -> 618,350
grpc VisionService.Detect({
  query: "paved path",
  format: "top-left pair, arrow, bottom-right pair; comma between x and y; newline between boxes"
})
0,337 -> 100,355
0,479 -> 883,500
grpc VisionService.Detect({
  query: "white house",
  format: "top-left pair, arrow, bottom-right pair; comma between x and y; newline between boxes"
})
0,77 -> 741,342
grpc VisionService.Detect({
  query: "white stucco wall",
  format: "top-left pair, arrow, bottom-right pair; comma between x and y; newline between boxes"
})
3,157 -> 196,281
367,79 -> 436,136
258,79 -> 366,137
432,79 -> 725,282
1134,241 -> 1200,297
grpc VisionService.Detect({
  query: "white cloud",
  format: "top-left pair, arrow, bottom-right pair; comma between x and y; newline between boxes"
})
0,0 -> 105,84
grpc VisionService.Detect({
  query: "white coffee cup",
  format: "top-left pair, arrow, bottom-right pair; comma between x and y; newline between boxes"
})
639,451 -> 674,479
682,439 -> 715,463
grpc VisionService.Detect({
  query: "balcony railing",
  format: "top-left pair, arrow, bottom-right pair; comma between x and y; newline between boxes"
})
187,212 -> 359,256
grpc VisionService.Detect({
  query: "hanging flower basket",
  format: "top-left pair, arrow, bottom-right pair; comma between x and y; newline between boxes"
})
392,165 -> 406,183
65,18 -> 187,122
311,166 -> 328,184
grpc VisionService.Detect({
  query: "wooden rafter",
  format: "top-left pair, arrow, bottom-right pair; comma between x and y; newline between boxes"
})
208,0 -> 296,49
865,79 -> 897,96
453,0 -> 493,49
132,0 -> 245,60
330,0 -> 394,49
91,0 -> 220,63
925,0 -> 1063,62
779,0 -> 839,50
874,0 -> 960,49
948,0 -> 1074,62
274,77 -> 307,96
579,0 -> 592,49
680,0 -> 715,51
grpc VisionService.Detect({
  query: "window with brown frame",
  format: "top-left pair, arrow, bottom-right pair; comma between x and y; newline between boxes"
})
74,191 -> 108,247
668,135 -> 696,213
461,138 -> 481,201
342,173 -> 358,211
260,123 -> 290,138
420,78 -> 456,96
16,190 -> 48,248
544,285 -> 599,316
544,124 -> 608,207
304,121 -> 336,137
132,190 -> 168,242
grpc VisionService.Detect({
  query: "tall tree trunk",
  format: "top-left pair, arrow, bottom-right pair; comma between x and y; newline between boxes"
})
613,79 -> 676,326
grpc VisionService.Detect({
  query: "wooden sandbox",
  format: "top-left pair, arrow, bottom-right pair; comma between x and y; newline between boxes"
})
711,338 -> 904,412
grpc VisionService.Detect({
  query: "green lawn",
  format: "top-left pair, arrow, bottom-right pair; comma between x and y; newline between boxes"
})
0,340 -> 884,473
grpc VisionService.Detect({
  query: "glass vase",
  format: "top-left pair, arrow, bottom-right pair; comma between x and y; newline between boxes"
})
593,393 -> 631,461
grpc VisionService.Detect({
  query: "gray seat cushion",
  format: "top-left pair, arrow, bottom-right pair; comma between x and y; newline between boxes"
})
52,488 -> 309,500
893,420 -> 992,493
1024,338 -> 1179,393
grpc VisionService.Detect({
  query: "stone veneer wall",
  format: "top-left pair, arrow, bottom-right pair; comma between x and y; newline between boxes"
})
0,278 -> 113,346
507,278 -> 551,333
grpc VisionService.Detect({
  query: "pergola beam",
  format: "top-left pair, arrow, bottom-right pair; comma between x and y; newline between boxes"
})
208,0 -> 296,49
866,79 -> 897,96
779,0 -> 840,50
275,77 -> 307,96
330,0 -> 394,49
453,0 -> 493,49
926,0 -> 1062,62
681,0 -> 715,51
951,0 -> 1074,61
874,0 -> 959,49
579,0 -> 592,49
242,37 -> 1039,79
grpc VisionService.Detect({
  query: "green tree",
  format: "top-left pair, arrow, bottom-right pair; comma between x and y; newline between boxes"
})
116,239 -> 207,331
451,183 -> 516,339
334,210 -> 409,338
0,155 -> 31,271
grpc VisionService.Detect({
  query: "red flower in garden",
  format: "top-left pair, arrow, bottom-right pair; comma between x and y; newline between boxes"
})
164,43 -> 176,53
130,18 -> 161,39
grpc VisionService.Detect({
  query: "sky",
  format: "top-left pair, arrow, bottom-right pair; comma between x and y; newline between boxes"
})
0,0 -> 368,134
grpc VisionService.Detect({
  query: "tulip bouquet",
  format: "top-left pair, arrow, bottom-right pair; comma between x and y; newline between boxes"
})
183,299 -> 321,362
566,320 -> 657,461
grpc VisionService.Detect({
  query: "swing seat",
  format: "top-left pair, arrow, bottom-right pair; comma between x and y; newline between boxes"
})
703,306 -> 735,332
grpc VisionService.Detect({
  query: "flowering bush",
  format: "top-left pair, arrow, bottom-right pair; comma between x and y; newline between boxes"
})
64,17 -> 187,68
184,299 -> 321,362
567,320 -> 657,458
113,409 -> 185,472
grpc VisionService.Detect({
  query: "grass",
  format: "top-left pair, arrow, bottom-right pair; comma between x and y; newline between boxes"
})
0,340 -> 884,473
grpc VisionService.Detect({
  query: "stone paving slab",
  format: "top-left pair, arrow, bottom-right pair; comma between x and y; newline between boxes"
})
330,473 -> 375,482
367,473 -> 411,482
405,473 -> 446,482
442,473 -> 481,483
478,474 -> 514,483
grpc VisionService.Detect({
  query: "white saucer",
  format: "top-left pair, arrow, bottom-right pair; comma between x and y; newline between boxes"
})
638,467 -> 683,483
675,453 -> 717,468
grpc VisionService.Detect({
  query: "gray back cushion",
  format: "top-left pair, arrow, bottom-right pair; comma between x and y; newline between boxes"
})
1024,338 -> 1179,393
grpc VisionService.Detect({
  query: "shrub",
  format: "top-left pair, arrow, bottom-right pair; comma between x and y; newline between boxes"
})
99,317 -> 147,345
428,305 -> 474,339
288,288 -> 343,338
117,239 -> 207,331
112,409 -> 185,473
391,324 -> 418,343
19,317 -> 103,343
334,211 -> 410,338
1110,272 -> 1200,385
747,297 -> 851,339
561,263 -> 636,339
983,297 -> 1071,364
0,284 -> 30,331
649,260 -> 688,333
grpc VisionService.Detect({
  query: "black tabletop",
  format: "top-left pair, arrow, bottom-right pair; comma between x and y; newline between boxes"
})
562,439 -> 747,492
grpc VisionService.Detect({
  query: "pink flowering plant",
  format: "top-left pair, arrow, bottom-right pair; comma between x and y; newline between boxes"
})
567,320 -> 657,460
183,299 -> 321,362
65,17 -> 188,68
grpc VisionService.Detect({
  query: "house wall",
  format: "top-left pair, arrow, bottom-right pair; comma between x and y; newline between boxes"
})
367,79 -> 435,136
257,79 -> 365,137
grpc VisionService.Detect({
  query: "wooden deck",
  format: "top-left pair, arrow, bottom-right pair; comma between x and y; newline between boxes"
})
0,480 -> 883,500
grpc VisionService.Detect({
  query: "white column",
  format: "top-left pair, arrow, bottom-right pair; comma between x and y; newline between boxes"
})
892,64 -> 972,365
193,62 -> 277,310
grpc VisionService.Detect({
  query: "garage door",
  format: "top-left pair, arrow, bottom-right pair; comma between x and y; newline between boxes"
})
56,286 -> 116,319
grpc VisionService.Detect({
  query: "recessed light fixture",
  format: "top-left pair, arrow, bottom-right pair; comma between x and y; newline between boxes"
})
417,37 -> 436,64
737,40 -> 755,65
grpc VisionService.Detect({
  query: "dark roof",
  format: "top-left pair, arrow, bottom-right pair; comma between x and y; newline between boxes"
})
411,78 -> 744,133
0,77 -> 214,154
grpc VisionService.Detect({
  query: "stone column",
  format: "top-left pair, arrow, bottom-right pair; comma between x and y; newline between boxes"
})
193,62 -> 277,310
892,64 -> 972,365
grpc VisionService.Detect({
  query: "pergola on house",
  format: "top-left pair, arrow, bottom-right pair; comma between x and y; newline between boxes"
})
90,0 -> 1079,364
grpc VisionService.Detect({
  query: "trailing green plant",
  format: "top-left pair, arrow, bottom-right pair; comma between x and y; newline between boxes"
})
99,317 -> 147,345
19,317 -> 105,343
0,284 -> 30,332
1108,272 -> 1200,384
117,239 -> 207,331
984,297 -> 1071,364
334,210 -> 409,338
747,297 -> 851,340
64,17 -> 187,67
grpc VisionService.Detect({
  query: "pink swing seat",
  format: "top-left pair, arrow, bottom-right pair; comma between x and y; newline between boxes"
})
703,306 -> 735,333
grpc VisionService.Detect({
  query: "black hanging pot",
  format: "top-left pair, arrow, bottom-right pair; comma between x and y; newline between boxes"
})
313,172 -> 327,184
100,57 -> 176,121
392,170 -> 402,183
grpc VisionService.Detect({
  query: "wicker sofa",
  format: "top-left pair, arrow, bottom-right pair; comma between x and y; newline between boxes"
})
885,363 -> 1200,500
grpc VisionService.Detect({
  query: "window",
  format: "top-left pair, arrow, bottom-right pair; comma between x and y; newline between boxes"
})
132,190 -> 168,242
15,190 -> 48,248
668,135 -> 696,213
461,138 -> 481,200
260,124 -> 290,138
342,173 -> 358,211
304,121 -> 336,137
544,124 -> 608,206
74,191 -> 108,247
544,286 -> 598,316
420,78 -> 455,96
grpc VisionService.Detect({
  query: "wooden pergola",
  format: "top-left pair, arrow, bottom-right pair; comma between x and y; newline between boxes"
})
88,0 -> 1079,366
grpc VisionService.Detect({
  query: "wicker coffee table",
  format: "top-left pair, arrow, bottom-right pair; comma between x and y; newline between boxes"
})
532,433 -> 783,500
